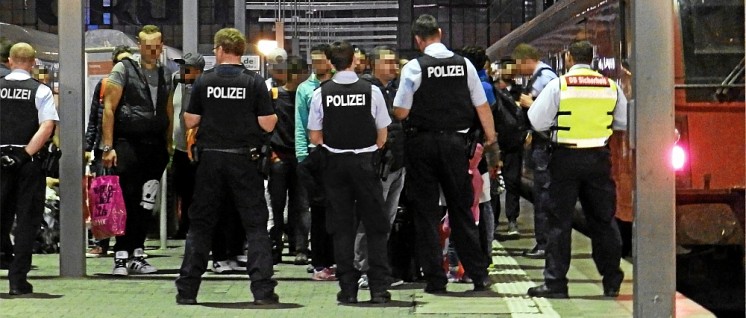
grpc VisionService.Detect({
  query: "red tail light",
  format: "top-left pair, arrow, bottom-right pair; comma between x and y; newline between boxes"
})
672,144 -> 686,171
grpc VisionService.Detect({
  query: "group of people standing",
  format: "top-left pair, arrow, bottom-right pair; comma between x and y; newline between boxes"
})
1,13 -> 627,306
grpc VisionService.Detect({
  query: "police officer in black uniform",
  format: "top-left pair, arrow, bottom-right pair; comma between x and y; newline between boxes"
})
307,41 -> 393,304
393,15 -> 497,294
0,42 -> 59,295
175,28 -> 279,305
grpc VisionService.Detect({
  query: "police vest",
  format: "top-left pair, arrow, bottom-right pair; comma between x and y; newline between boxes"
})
553,68 -> 618,148
196,65 -> 264,149
114,58 -> 170,139
0,77 -> 40,145
320,79 -> 376,150
410,54 -> 474,131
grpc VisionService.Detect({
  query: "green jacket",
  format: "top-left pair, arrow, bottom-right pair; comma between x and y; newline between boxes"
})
294,73 -> 321,162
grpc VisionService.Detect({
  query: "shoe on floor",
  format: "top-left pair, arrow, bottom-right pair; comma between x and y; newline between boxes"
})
128,249 -> 157,274
294,252 -> 309,265
212,260 -> 232,274
388,277 -> 404,287
254,292 -> 280,305
226,259 -> 246,271
358,274 -> 369,289
527,284 -> 569,298
86,246 -> 104,258
506,221 -> 520,239
370,290 -> 391,303
112,251 -> 129,276
337,291 -> 358,304
523,246 -> 546,259
9,281 -> 33,296
176,293 -> 197,305
312,267 -> 337,281
306,264 -> 315,273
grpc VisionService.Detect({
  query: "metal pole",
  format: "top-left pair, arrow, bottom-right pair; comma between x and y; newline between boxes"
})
159,171 -> 167,250
234,0 -> 246,35
58,0 -> 86,277
631,0 -> 676,317
183,0 -> 198,54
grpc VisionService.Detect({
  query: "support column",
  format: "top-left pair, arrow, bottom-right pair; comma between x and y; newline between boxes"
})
183,0 -> 198,54
631,0 -> 675,316
234,0 -> 246,35
58,0 -> 86,277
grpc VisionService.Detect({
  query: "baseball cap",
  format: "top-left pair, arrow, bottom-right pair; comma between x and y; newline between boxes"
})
175,52 -> 205,71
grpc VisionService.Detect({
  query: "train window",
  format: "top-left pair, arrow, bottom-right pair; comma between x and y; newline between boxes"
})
677,0 -> 744,102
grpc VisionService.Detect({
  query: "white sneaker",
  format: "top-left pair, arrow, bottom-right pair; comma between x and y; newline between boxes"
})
112,251 -> 129,276
358,274 -> 369,289
128,248 -> 157,274
227,259 -> 246,271
236,255 -> 248,263
212,260 -> 231,274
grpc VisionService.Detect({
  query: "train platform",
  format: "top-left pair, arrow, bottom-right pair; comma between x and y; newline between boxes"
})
1,203 -> 714,317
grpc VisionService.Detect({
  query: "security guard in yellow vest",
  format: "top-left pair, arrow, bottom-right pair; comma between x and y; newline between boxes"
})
526,41 -> 627,299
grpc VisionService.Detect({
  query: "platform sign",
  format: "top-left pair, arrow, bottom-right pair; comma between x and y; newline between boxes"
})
202,55 -> 260,71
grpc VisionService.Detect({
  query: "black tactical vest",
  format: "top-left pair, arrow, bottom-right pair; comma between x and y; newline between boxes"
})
114,58 -> 169,140
0,78 -> 40,145
269,86 -> 297,156
195,65 -> 264,149
411,54 -> 474,131
321,79 -> 376,150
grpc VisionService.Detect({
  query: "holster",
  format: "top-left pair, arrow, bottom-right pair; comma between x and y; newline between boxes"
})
256,145 -> 272,179
466,129 -> 483,158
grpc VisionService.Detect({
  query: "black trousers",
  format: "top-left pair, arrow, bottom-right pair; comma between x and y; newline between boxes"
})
175,152 -> 276,300
497,149 -> 523,222
405,132 -> 488,289
530,141 -> 551,249
172,150 -> 196,235
543,147 -> 623,290
323,151 -> 391,294
268,157 -> 310,254
0,159 -> 45,287
297,148 -> 335,268
112,139 -> 169,254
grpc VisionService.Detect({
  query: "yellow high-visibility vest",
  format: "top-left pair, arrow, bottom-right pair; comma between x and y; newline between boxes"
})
555,68 -> 618,148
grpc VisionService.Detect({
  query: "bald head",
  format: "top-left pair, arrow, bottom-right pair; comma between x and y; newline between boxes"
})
9,42 -> 36,71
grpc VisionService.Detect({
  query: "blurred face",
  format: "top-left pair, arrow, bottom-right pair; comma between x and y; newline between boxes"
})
515,58 -> 536,75
269,66 -> 288,86
354,51 -> 367,73
311,51 -> 332,75
138,32 -> 163,64
373,51 -> 398,82
180,65 -> 202,84
32,66 -> 50,84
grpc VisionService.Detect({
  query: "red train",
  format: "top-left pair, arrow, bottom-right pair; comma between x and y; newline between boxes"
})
486,0 -> 744,313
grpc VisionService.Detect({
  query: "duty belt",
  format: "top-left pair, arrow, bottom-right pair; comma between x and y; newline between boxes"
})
202,147 -> 260,160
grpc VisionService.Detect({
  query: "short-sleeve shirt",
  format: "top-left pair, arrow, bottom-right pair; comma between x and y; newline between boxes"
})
108,58 -> 171,106
307,70 -> 391,153
393,43 -> 488,109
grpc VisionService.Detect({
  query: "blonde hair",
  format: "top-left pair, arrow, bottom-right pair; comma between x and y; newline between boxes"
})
214,28 -> 246,56
9,42 -> 35,64
137,24 -> 162,42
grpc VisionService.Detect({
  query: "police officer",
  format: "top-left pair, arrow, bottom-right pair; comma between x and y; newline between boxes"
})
307,40 -> 392,304
393,14 -> 497,294
512,43 -> 558,259
175,28 -> 279,305
526,40 -> 626,298
0,42 -> 59,295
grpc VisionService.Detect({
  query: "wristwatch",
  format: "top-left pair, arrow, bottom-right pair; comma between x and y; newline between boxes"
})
102,145 -> 113,152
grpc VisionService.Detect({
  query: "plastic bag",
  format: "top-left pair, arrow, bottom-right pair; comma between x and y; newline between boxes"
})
88,174 -> 127,240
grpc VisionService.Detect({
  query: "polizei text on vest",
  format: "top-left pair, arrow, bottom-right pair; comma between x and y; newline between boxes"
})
326,94 -> 366,107
207,86 -> 246,99
427,65 -> 465,78
0,88 -> 32,100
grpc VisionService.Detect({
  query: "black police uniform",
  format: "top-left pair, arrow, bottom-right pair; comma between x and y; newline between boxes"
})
318,78 -> 391,300
0,76 -> 47,294
175,64 -> 277,302
405,54 -> 488,291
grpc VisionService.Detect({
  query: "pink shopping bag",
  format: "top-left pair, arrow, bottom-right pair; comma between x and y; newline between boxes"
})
89,175 -> 127,240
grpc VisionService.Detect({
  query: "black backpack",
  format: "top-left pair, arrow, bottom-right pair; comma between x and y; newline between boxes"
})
492,89 -> 528,152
